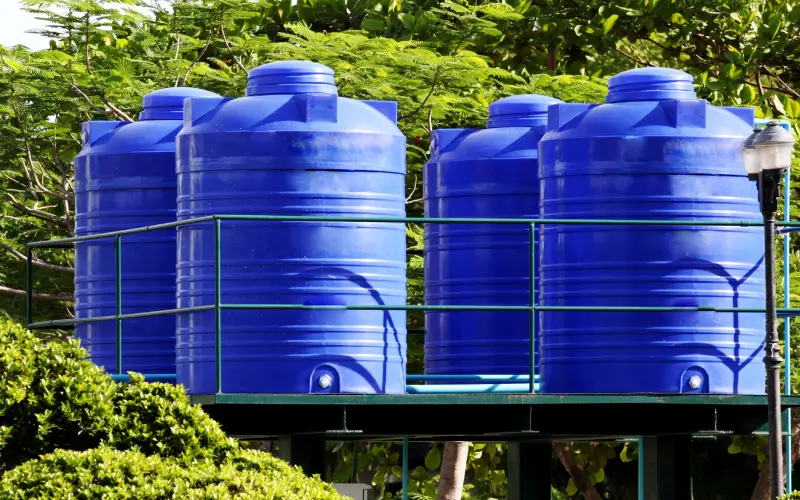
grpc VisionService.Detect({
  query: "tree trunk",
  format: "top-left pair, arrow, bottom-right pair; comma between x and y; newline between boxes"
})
547,50 -> 558,72
437,441 -> 469,500
750,411 -> 800,500
553,442 -> 602,500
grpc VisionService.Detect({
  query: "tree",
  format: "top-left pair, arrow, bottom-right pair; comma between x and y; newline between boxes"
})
5,0 -> 800,497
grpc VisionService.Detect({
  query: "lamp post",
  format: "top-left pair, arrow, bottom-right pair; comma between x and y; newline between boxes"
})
745,120 -> 796,499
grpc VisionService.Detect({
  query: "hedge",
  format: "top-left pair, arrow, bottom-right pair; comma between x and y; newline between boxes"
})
0,320 -> 234,471
0,446 -> 344,499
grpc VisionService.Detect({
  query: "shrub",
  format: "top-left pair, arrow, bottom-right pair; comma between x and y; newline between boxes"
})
107,373 -> 236,462
0,446 -> 345,499
0,321 -> 232,470
0,320 -> 115,472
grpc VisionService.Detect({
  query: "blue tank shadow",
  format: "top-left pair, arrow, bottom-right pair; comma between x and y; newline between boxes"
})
667,256 -> 765,393
285,265 -> 406,394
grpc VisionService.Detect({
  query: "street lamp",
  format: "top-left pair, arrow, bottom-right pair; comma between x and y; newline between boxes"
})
744,120 -> 796,499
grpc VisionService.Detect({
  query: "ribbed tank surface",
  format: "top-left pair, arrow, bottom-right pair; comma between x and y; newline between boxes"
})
74,87 -> 219,374
538,67 -> 764,394
176,61 -> 407,394
424,95 -> 562,378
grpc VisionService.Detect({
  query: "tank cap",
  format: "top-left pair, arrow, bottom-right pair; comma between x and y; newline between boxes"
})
246,60 -> 338,96
487,94 -> 563,128
140,87 -> 220,120
606,67 -> 696,103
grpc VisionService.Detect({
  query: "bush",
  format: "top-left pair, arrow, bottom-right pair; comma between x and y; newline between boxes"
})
107,373 -> 236,462
0,321 -> 237,472
0,320 -> 115,472
0,446 -> 345,499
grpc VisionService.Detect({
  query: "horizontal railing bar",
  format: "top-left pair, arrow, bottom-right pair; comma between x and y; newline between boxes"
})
28,304 -> 800,328
27,215 -> 800,248
26,216 -> 218,248
406,383 -> 539,394
111,373 -> 177,382
27,305 -> 216,329
220,304 -> 532,311
407,374 -> 536,382
221,304 -> 800,313
214,214 -> 787,226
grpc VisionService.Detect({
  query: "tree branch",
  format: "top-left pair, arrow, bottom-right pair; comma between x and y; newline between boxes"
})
0,241 -> 73,272
553,442 -> 602,500
220,23 -> 247,73
181,32 -> 214,86
6,192 -> 69,227
99,94 -> 134,122
763,67 -> 800,99
69,80 -> 134,122
0,285 -> 72,302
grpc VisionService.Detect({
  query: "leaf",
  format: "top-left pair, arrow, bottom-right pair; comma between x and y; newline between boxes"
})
566,478 -> 578,496
360,18 -> 385,31
424,446 -> 441,470
602,14 -> 619,34
740,85 -> 755,103
772,94 -> 787,116
593,467 -> 605,483
670,12 -> 686,25
728,443 -> 742,454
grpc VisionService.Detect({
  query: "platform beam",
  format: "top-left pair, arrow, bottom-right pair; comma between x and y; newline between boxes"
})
640,435 -> 692,500
277,435 -> 327,477
508,441 -> 551,500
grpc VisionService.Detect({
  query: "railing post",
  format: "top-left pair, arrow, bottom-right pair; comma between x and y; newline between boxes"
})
529,223 -> 537,394
215,218 -> 223,394
25,246 -> 33,327
115,235 -> 123,375
784,166 -> 793,493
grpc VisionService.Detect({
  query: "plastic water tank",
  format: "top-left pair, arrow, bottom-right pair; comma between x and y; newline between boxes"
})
74,87 -> 219,374
538,67 -> 764,394
424,95 -> 562,378
176,61 -> 407,394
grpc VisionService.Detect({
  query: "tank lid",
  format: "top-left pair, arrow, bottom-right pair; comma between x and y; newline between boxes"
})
140,87 -> 220,120
246,60 -> 338,96
487,94 -> 563,128
606,67 -> 696,103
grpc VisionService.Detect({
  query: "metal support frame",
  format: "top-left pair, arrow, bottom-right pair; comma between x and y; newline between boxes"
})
640,436 -> 693,500
507,441 -> 552,500
277,435 -> 327,477
23,118 -> 798,500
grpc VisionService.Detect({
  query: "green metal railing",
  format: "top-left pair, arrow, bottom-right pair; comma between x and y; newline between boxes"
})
26,214 -> 800,391
24,118 -> 798,499
25,213 -> 800,498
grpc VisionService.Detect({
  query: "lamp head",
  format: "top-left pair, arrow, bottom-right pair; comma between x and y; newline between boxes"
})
753,120 -> 795,173
743,127 -> 761,179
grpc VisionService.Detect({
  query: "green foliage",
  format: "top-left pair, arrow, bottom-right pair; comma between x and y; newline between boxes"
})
0,319 -> 114,472
0,319 -> 234,471
0,446 -> 344,499
781,493 -> 800,499
107,373 -> 237,462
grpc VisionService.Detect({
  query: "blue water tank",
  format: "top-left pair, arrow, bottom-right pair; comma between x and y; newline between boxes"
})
175,60 -> 407,395
424,95 -> 562,378
74,87 -> 219,374
538,67 -> 764,394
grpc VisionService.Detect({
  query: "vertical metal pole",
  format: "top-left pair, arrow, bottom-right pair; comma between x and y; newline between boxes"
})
351,442 -> 360,483
764,188 -> 785,498
402,436 -> 409,500
784,166 -> 793,493
214,219 -> 222,394
25,246 -> 33,327
637,438 -> 644,500
115,235 -> 123,375
529,223 -> 536,393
